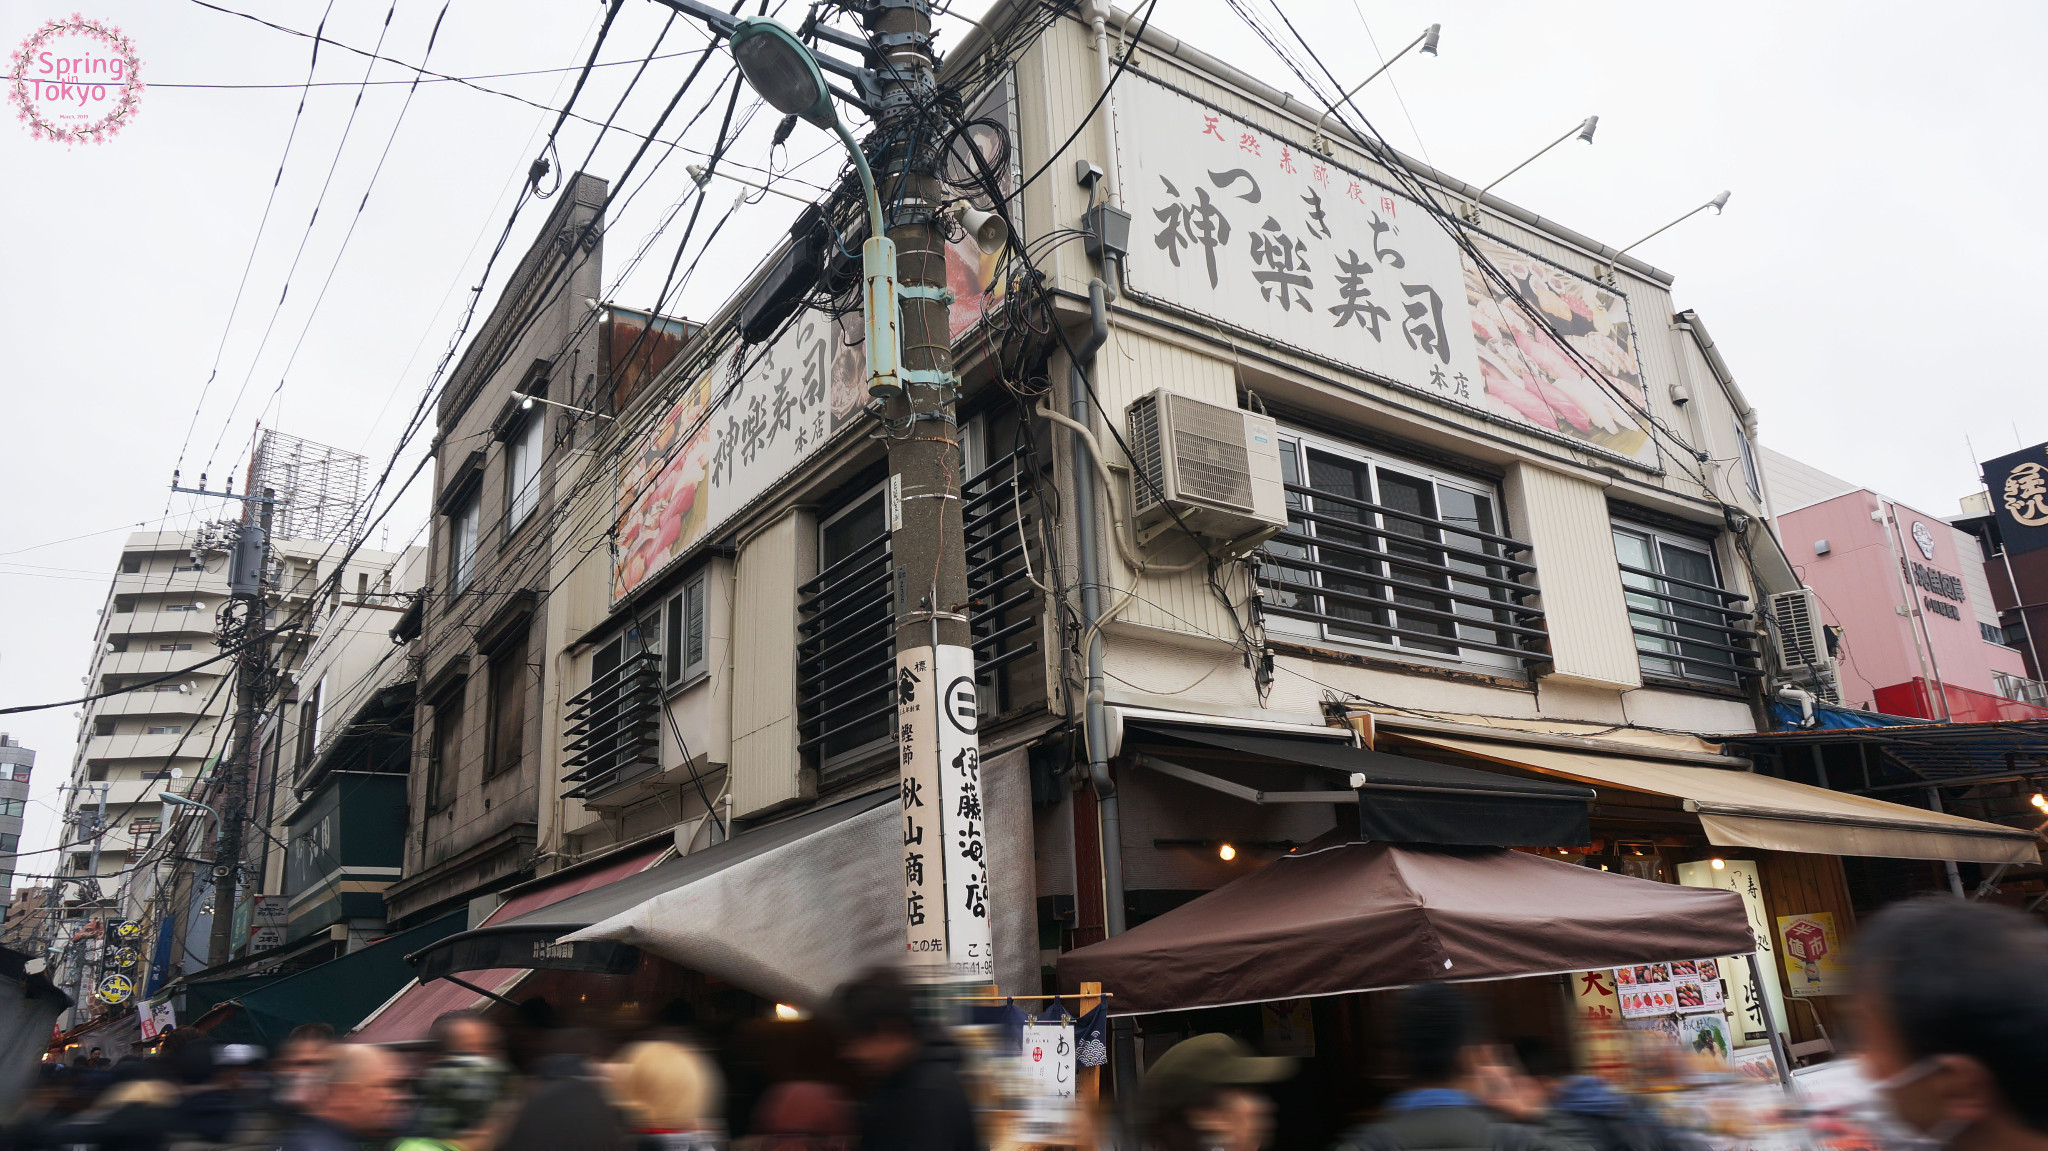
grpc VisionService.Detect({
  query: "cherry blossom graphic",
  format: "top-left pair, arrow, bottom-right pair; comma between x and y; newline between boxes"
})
10,15 -> 145,147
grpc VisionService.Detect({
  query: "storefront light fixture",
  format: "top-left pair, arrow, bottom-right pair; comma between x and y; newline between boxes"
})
1217,843 -> 1238,862
1310,23 -> 1441,154
1710,857 -> 1727,870
1599,189 -> 1733,283
1468,114 -> 1600,217
774,1002 -> 808,1020
2032,793 -> 2046,811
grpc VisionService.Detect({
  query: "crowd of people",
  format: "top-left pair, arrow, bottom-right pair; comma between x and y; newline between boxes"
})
5,897 -> 2045,1151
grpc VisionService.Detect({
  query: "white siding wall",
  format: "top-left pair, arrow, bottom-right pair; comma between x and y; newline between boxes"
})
1502,463 -> 1643,690
729,511 -> 813,817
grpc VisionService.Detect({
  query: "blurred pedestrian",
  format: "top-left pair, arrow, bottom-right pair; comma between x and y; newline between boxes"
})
1512,1039 -> 1692,1151
430,1012 -> 505,1063
274,1024 -> 338,1119
830,969 -> 976,1151
738,1082 -> 854,1151
1853,897 -> 2048,1151
46,1075 -> 180,1151
88,1048 -> 110,1071
607,1041 -> 725,1151
392,1054 -> 512,1151
1138,1034 -> 1293,1151
496,1000 -> 627,1151
278,1044 -> 406,1151
1328,985 -> 1580,1151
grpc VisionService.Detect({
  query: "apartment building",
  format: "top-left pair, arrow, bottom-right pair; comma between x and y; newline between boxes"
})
55,517 -> 409,1002
0,736 -> 29,905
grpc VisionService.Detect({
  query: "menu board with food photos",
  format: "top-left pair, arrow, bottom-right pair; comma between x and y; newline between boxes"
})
1614,959 -> 1726,1019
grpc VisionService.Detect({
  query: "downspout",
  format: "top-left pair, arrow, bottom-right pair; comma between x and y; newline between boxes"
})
1069,279 -> 1122,939
1071,276 -> 1138,1128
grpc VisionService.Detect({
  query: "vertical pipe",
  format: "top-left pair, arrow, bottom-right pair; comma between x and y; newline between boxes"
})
1926,788 -> 1967,897
1744,952 -> 1795,1088
1067,279 -> 1134,1110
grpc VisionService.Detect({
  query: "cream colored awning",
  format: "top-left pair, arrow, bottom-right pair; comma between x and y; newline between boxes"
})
1400,734 -> 2042,867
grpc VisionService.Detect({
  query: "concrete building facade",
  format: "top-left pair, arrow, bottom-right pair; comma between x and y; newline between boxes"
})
0,736 -> 30,905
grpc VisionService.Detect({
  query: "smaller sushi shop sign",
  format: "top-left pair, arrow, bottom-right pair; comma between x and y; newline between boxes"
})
611,310 -> 864,602
10,15 -> 144,145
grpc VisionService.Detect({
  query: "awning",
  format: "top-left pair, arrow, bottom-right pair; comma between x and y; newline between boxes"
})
188,911 -> 465,1046
563,788 -> 903,1008
1126,723 -> 1594,848
1402,734 -> 2042,867
1059,840 -> 1753,1015
351,841 -> 669,1044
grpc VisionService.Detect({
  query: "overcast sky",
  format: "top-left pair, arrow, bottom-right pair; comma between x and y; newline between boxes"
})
5,0 -> 2045,879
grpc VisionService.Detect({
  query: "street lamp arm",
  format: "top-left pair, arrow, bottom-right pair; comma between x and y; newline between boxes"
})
1312,24 -> 1439,145
1612,191 -> 1731,261
1476,115 -> 1598,201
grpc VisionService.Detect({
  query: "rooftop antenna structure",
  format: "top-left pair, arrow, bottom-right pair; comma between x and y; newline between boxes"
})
249,430 -> 368,544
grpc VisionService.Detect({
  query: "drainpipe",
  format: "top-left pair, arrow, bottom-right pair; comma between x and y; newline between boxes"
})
1080,1 -> 1122,214
1069,279 -> 1122,938
1068,279 -> 1139,1116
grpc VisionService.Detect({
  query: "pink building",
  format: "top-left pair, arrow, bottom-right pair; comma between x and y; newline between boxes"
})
1765,450 -> 2042,721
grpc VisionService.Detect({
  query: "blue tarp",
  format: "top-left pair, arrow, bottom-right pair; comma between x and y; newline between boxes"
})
1770,701 -> 1929,731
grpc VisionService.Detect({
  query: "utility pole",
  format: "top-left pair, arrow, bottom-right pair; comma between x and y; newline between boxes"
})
654,0 -> 985,983
860,0 -> 989,986
171,478 -> 276,967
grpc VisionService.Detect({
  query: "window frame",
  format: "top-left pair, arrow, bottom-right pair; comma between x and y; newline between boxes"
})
484,627 -> 530,781
450,494 -> 481,591
505,411 -> 545,536
662,569 -> 711,690
1264,427 -> 1522,672
426,687 -> 465,815
1611,520 -> 1742,686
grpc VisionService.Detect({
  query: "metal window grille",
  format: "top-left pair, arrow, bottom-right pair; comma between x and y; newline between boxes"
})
1614,531 -> 1762,683
561,650 -> 662,800
963,446 -> 1045,714
1257,479 -> 1549,667
797,522 -> 895,772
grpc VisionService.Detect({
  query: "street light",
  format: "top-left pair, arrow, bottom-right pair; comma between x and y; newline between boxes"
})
159,792 -> 218,832
727,16 -> 901,402
1312,24 -> 1440,155
1464,115 -> 1599,221
1599,190 -> 1731,282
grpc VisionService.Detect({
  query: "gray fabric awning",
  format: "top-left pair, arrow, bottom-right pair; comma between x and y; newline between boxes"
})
559,788 -> 905,1008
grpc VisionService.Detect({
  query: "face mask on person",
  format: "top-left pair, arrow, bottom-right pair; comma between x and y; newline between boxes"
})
1866,1058 -> 1970,1151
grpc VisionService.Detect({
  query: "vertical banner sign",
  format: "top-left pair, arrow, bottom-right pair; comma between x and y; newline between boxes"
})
1677,860 -> 1783,1048
1016,1018 -> 1077,1142
897,643 -> 993,980
1983,442 -> 2048,557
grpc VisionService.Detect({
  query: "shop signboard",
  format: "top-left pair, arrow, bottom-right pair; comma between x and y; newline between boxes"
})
896,643 -> 993,981
1777,911 -> 1847,996
1113,75 -> 1657,468
1984,442 -> 2048,556
610,81 -> 1020,606
1015,1018 -> 1076,1142
1677,860 -> 1784,1048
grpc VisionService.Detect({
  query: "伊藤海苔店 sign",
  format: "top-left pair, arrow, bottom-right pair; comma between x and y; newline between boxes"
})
1112,75 -> 1657,469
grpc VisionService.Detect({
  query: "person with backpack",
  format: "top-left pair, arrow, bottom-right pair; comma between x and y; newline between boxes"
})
1328,985 -> 1586,1151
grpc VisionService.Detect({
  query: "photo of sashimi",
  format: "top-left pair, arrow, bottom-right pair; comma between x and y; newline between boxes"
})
1460,234 -> 1653,463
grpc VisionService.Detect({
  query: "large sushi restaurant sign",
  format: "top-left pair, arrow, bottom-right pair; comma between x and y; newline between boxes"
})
1114,75 -> 1656,468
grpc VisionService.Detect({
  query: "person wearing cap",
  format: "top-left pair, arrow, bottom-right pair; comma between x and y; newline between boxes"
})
1139,1034 -> 1294,1151
1328,985 -> 1582,1151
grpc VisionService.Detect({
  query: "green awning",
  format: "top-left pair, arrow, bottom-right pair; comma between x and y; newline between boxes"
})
194,911 -> 464,1047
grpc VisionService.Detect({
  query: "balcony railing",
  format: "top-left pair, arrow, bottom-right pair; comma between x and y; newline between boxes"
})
797,530 -> 895,770
562,650 -> 662,800
1994,669 -> 2048,709
1618,562 -> 1763,683
1256,482 -> 1550,668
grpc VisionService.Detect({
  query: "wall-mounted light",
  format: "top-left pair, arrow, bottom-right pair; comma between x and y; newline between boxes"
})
1710,857 -> 1727,870
2032,793 -> 2045,811
1217,843 -> 1237,862
774,1003 -> 808,1020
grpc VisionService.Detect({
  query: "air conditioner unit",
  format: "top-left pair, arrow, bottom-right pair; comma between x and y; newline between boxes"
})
1769,588 -> 1842,704
1125,389 -> 1287,551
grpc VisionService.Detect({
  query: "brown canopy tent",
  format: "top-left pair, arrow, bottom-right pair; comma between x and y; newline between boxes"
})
1060,841 -> 1755,1017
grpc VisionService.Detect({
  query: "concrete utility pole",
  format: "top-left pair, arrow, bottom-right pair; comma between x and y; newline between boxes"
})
171,478 -> 276,967
208,488 -> 274,967
861,0 -> 990,985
